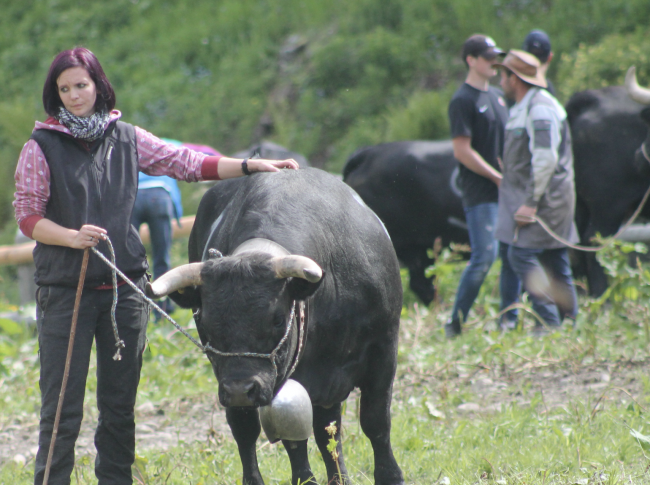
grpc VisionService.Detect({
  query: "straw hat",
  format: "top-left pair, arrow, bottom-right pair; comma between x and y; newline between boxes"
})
494,49 -> 547,88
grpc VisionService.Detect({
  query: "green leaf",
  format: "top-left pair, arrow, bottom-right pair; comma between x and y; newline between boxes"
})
326,437 -> 338,453
623,286 -> 639,301
0,318 -> 22,336
630,429 -> 650,450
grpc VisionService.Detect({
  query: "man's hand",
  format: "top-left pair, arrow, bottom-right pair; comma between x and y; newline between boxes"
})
452,136 -> 503,187
514,205 -> 537,226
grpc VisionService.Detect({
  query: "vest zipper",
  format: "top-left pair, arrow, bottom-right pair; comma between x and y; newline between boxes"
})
91,152 -> 103,222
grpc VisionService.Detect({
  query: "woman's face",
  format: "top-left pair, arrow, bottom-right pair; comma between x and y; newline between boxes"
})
56,67 -> 97,118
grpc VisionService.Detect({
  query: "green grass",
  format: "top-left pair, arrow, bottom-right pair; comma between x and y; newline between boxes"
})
1,241 -> 650,483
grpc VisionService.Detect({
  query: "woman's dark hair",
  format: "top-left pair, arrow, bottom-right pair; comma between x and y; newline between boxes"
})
42,47 -> 116,116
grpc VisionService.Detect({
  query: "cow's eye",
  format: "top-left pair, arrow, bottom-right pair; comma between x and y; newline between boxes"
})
273,313 -> 286,328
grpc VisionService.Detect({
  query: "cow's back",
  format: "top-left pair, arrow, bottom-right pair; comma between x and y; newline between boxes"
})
567,86 -> 649,214
343,140 -> 467,248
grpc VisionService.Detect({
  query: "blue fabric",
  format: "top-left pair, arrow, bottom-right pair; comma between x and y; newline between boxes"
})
131,187 -> 173,280
137,137 -> 184,221
449,202 -> 499,325
499,242 -> 521,323
137,173 -> 183,222
507,246 -> 578,327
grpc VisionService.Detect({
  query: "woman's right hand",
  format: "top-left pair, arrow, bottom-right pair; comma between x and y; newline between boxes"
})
71,224 -> 108,249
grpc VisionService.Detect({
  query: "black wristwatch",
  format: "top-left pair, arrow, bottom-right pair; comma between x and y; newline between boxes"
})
241,158 -> 252,176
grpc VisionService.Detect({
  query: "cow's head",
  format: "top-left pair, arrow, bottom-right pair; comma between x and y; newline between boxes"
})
146,251 -> 322,408
625,66 -> 650,174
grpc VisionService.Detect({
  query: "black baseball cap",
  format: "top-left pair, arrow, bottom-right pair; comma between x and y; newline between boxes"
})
523,29 -> 551,63
462,34 -> 504,61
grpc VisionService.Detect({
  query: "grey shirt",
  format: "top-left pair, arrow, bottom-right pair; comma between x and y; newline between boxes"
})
496,88 -> 578,248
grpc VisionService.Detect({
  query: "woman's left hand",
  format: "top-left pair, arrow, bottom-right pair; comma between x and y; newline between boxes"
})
248,158 -> 299,172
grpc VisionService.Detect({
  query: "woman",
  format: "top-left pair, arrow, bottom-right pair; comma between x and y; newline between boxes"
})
13,47 -> 297,485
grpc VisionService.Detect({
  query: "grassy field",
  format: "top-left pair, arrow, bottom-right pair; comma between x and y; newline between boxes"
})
1,240 -> 650,484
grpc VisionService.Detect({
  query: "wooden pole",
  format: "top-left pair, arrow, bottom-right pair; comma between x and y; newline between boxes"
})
42,248 -> 90,485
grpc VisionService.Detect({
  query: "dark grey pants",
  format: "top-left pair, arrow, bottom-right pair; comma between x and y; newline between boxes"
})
507,246 -> 578,327
34,277 -> 148,485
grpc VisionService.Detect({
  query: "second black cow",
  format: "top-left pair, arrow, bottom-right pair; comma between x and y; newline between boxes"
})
343,140 -> 468,305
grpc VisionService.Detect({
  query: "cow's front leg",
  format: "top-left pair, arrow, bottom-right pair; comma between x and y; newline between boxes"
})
226,407 -> 264,485
282,439 -> 318,484
313,404 -> 348,484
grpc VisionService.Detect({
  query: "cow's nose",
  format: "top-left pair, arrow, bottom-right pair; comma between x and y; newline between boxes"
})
222,380 -> 259,407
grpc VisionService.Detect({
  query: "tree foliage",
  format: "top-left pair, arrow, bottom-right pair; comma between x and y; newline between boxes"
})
2,0 -> 650,230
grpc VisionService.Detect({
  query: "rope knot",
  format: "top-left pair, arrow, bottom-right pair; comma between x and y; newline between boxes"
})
113,339 -> 126,361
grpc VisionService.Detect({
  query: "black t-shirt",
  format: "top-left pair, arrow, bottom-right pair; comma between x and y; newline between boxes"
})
448,83 -> 509,207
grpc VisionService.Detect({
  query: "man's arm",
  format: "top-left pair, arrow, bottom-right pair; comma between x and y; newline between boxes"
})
452,136 -> 503,187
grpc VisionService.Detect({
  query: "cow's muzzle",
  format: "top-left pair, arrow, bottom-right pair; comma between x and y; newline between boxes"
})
220,376 -> 267,407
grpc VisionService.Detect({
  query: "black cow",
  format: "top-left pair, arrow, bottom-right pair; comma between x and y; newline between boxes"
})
343,140 -> 468,305
566,83 -> 650,296
147,168 -> 404,485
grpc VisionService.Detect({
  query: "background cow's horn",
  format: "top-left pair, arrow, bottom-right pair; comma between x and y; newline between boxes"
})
271,256 -> 323,283
625,66 -> 650,105
146,262 -> 204,299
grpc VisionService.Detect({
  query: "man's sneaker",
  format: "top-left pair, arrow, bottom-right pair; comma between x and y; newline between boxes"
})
444,320 -> 461,339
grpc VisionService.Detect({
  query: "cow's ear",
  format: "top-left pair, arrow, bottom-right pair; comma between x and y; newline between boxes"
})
286,275 -> 323,301
168,286 -> 202,308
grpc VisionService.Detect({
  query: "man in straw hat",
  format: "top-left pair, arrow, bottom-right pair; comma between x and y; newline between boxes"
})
494,50 -> 579,335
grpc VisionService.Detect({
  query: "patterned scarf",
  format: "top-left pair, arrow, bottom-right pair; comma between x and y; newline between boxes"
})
56,107 -> 110,142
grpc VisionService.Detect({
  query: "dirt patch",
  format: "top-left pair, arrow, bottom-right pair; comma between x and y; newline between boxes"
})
0,394 -> 232,467
393,358 -> 650,415
2,360 -> 648,467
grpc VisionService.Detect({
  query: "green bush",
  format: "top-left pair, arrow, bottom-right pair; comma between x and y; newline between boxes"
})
556,29 -> 650,102
3,0 -> 650,230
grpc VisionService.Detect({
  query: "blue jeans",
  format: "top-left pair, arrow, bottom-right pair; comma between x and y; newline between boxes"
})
131,187 -> 174,280
499,242 -> 521,323
507,246 -> 578,327
449,203 -> 499,325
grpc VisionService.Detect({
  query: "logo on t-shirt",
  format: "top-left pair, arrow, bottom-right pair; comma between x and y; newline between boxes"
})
479,105 -> 489,113
498,97 -> 506,107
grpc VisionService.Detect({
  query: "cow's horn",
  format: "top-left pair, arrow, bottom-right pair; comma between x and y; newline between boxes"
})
271,256 -> 322,283
625,66 -> 650,105
146,262 -> 204,299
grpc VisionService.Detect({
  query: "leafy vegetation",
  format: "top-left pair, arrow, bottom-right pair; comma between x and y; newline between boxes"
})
3,0 -> 650,232
1,237 -> 650,483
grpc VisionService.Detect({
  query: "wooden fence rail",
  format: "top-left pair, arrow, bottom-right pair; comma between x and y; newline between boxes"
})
0,216 -> 196,266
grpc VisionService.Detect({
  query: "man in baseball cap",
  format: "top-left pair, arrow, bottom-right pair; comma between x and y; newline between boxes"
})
445,34 -> 511,338
462,34 -> 504,63
523,29 -> 555,95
